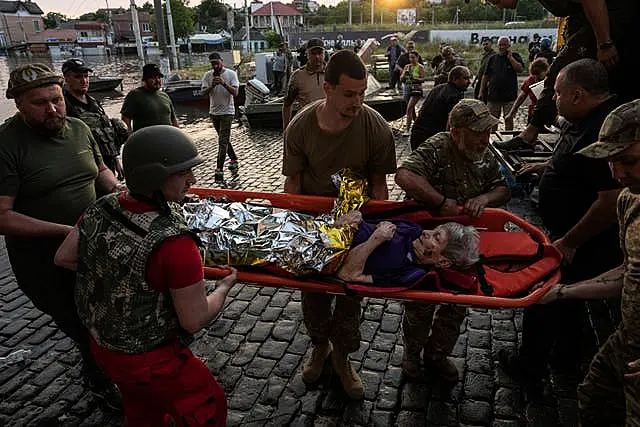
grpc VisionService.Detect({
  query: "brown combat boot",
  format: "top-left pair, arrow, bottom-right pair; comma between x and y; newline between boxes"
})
301,342 -> 332,384
331,349 -> 364,400
424,354 -> 459,383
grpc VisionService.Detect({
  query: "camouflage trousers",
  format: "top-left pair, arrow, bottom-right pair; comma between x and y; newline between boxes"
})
578,328 -> 640,426
402,302 -> 467,358
301,291 -> 362,354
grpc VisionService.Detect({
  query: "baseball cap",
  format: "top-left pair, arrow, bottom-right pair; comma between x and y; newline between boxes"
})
449,99 -> 500,132
306,38 -> 324,51
6,63 -> 64,99
208,52 -> 222,62
578,100 -> 640,158
62,58 -> 93,74
142,63 -> 164,79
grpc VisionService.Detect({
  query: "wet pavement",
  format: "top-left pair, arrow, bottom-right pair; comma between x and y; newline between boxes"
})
0,56 -> 622,427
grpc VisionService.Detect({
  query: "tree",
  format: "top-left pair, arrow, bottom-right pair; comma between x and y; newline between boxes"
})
162,0 -> 195,40
141,2 -> 154,14
43,12 -> 67,29
194,0 -> 227,32
264,30 -> 283,48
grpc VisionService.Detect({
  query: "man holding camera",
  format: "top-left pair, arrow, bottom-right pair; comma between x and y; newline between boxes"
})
202,52 -> 240,183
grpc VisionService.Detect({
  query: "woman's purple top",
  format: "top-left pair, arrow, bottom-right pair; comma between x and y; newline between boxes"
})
352,220 -> 428,285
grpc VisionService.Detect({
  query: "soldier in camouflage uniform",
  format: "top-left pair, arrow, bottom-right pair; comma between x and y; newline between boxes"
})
433,46 -> 466,86
62,58 -> 126,179
395,99 -> 511,381
55,125 -> 237,426
538,99 -> 640,425
488,0 -> 640,152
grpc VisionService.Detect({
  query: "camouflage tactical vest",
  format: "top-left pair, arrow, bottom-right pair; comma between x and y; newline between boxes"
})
65,94 -> 120,158
75,194 -> 195,353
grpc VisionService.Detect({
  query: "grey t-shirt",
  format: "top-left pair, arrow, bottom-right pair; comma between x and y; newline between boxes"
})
201,68 -> 239,116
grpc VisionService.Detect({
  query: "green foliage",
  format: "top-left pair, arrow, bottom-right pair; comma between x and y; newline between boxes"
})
194,0 -> 228,32
163,0 -> 195,40
43,12 -> 67,29
140,2 -> 154,14
264,30 -> 283,48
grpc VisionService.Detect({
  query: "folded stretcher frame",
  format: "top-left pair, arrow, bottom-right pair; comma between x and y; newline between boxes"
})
191,187 -> 562,309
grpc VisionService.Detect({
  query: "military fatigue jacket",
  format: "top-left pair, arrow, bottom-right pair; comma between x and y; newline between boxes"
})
400,132 -> 506,204
617,188 -> 640,350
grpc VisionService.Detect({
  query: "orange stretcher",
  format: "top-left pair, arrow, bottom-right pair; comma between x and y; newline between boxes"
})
190,187 -> 562,309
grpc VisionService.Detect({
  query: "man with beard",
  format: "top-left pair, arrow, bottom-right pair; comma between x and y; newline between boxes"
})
499,59 -> 623,396
283,50 -> 396,399
410,66 -> 471,151
0,64 -> 122,408
201,52 -> 240,183
283,38 -> 327,129
433,46 -> 466,86
474,39 -> 496,100
488,0 -> 640,152
395,99 -> 511,382
121,63 -> 178,133
62,58 -> 125,179
534,99 -> 640,425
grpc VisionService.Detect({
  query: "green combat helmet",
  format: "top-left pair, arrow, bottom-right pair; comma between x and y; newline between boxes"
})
6,63 -> 64,99
123,125 -> 204,197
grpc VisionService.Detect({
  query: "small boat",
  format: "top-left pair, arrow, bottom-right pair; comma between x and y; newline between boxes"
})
164,79 -> 247,109
89,77 -> 123,92
243,76 -> 407,129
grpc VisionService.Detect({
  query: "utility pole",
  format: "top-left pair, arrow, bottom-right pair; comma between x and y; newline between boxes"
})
165,0 -> 178,70
370,0 -> 374,24
105,0 -> 114,47
245,0 -> 251,53
153,0 -> 167,54
130,0 -> 144,60
348,0 -> 352,25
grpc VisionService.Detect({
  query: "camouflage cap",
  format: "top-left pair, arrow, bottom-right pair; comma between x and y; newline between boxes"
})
6,63 -> 64,99
578,99 -> 640,158
449,99 -> 500,132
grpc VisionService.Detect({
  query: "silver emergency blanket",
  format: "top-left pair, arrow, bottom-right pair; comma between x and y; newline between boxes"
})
183,201 -> 351,276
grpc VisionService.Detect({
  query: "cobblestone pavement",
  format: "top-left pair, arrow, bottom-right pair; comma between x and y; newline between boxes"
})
0,115 -> 620,427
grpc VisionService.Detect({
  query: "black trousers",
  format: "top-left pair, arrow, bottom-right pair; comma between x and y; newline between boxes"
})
519,232 -> 622,374
7,237 -> 101,377
409,125 -> 438,151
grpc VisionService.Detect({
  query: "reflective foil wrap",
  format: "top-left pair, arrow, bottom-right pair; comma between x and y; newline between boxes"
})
183,170 -> 369,276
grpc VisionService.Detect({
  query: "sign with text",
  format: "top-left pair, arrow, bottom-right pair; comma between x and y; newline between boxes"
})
397,9 -> 417,25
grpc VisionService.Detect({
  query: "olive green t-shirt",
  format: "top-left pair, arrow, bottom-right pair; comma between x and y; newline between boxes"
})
399,132 -> 506,204
282,100 -> 397,197
0,115 -> 102,225
616,188 -> 640,348
120,86 -> 177,132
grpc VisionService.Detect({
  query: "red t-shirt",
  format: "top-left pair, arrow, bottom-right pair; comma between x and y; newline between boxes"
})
521,75 -> 538,120
118,193 -> 204,291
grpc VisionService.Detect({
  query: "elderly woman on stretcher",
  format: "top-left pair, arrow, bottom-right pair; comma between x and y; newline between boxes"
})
331,211 -> 479,285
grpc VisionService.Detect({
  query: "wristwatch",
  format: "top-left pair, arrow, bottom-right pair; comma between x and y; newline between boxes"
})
598,40 -> 615,50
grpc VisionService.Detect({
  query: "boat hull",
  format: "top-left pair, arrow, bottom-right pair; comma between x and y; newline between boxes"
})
244,95 -> 407,129
88,78 -> 123,92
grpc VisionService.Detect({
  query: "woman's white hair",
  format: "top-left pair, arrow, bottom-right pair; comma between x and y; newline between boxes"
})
435,222 -> 480,269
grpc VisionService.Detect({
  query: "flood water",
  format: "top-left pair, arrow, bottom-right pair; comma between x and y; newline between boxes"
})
0,54 -> 215,134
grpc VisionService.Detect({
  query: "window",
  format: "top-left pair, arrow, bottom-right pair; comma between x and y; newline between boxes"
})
142,23 -> 150,32
33,20 -> 40,32
80,31 -> 88,37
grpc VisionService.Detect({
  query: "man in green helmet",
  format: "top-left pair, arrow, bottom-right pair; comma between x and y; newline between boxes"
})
0,63 -> 123,408
55,125 -> 237,426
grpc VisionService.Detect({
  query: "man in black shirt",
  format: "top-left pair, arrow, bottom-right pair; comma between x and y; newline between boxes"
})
62,59 -> 125,178
480,37 -> 524,131
474,39 -> 496,100
409,66 -> 471,151
499,59 -> 622,391
396,40 -> 424,72
489,0 -> 640,152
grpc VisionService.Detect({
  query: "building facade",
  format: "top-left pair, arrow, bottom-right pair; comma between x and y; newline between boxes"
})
111,10 -> 152,43
251,2 -> 302,30
0,0 -> 44,48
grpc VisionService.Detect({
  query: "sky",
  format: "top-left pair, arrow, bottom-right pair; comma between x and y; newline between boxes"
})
37,0 -> 342,18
